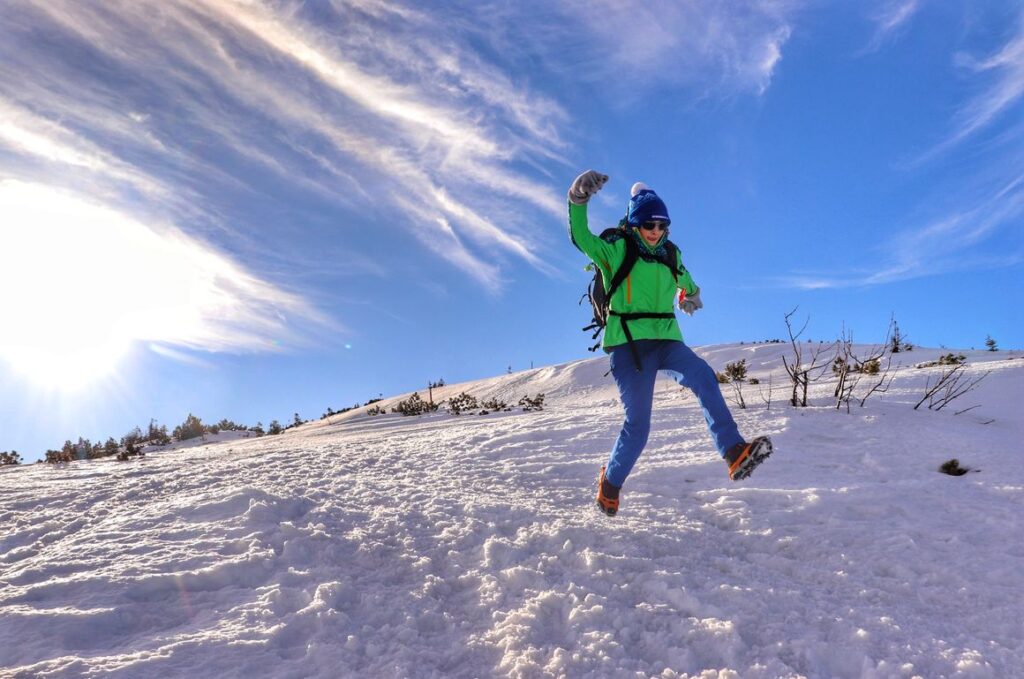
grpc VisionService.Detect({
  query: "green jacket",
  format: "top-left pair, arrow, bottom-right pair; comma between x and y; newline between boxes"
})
569,201 -> 698,351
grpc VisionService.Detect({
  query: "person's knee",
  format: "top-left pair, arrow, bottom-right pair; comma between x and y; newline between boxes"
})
621,412 -> 652,443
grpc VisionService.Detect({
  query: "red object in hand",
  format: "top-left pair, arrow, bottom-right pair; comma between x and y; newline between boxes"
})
678,289 -> 686,306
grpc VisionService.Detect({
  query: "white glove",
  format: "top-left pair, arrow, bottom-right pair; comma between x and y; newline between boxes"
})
680,287 -> 703,315
567,170 -> 609,205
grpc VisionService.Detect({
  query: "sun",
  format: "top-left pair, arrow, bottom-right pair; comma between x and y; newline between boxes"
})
0,182 -> 145,390
0,180 -> 322,392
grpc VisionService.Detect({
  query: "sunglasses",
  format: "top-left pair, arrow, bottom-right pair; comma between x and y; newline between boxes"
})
639,221 -> 668,232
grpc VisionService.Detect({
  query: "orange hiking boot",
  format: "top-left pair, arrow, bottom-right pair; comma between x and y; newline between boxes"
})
725,436 -> 773,481
596,466 -> 620,516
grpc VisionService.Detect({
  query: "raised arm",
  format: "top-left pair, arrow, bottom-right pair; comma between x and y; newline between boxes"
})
567,170 -> 617,264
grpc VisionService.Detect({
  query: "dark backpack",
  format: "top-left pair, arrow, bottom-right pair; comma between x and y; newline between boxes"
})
581,224 -> 683,362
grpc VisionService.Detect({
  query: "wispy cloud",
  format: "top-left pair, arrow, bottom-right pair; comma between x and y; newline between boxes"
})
0,0 -> 577,292
1,0 -> 803,304
860,0 -> 922,54
914,14 -> 1024,162
778,172 -> 1024,290
946,23 -> 1024,149
560,1 -> 797,97
787,11 -> 1024,291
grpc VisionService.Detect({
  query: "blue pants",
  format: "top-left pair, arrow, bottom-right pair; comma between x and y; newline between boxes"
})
605,340 -> 743,487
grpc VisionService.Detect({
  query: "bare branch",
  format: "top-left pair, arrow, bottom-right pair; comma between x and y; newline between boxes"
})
954,405 -> 982,416
759,373 -> 774,411
913,364 -> 990,412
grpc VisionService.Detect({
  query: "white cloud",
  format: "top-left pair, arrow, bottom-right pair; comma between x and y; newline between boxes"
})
860,0 -> 921,54
912,16 -> 1024,162
562,1 -> 797,97
0,0 -> 803,297
1,0 -> 577,291
949,23 -> 1024,147
778,173 -> 1024,289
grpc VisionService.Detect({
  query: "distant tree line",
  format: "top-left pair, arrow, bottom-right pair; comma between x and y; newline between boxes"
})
32,414 -> 274,466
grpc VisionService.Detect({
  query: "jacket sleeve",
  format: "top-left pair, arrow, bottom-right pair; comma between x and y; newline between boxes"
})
675,249 -> 699,296
568,202 -> 618,269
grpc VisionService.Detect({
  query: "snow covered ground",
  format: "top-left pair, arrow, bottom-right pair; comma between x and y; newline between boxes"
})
2,343 -> 1022,678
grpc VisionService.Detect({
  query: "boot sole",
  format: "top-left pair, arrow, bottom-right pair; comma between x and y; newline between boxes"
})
730,436 -> 773,481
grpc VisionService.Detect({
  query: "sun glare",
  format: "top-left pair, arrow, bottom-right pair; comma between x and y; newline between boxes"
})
0,180 -> 310,392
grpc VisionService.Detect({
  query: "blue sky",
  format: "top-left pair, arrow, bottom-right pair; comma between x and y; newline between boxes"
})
1,0 -> 1022,462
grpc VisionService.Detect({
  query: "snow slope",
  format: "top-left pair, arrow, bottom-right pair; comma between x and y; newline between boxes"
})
2,343 -> 1022,678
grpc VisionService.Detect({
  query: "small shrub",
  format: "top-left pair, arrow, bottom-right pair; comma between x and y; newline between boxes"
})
748,377 -> 760,385
917,353 -> 967,369
147,420 -> 172,445
393,392 -> 438,416
447,392 -> 479,415
45,449 -> 73,464
479,397 -> 510,414
939,458 -> 976,476
0,451 -> 22,465
173,413 -> 205,441
519,393 -> 545,412
117,445 -> 145,462
861,358 -> 881,375
724,359 -> 748,382
715,372 -> 729,384
366,404 -> 385,416
985,335 -> 998,352
268,420 -> 283,435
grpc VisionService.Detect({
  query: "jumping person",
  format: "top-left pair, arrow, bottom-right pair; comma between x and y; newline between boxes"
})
567,170 -> 772,516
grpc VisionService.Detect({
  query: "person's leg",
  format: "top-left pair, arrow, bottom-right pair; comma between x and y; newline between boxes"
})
605,341 -> 660,487
662,342 -> 744,457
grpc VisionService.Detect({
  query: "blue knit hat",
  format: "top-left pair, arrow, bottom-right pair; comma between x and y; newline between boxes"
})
626,182 -> 671,227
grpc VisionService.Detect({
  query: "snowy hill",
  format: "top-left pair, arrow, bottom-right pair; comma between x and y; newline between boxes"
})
2,343 -> 1023,678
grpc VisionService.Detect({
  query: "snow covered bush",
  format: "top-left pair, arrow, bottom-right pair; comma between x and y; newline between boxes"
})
365,405 -> 385,417
518,393 -> 545,412
0,451 -> 21,465
393,392 -> 438,416
861,358 -> 881,375
917,353 -> 966,368
447,392 -> 478,415
479,397 -> 511,414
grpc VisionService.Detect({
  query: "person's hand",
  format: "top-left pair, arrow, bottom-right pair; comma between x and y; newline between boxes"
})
680,287 -> 703,315
567,170 -> 609,205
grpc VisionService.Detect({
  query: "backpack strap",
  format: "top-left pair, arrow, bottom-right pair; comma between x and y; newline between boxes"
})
604,234 -> 640,302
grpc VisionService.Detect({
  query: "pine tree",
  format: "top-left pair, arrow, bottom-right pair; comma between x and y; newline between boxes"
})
985,335 -> 998,352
